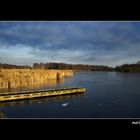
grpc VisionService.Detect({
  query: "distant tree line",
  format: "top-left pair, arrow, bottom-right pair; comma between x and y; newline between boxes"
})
33,62 -> 113,71
0,63 -> 31,69
1,61 -> 140,72
115,62 -> 140,73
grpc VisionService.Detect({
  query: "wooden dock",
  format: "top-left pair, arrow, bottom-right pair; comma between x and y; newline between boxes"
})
0,88 -> 86,102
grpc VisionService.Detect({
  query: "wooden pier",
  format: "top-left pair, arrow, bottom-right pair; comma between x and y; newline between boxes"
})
0,88 -> 86,102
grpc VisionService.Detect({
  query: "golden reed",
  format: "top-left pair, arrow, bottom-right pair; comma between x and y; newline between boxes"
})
0,69 -> 73,90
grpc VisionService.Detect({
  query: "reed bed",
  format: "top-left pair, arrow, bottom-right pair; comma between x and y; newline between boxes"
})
0,69 -> 73,90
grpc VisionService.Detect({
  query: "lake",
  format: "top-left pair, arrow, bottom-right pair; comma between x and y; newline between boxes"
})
0,71 -> 140,118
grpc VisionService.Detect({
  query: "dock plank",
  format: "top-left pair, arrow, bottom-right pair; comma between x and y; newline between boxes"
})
0,88 -> 86,102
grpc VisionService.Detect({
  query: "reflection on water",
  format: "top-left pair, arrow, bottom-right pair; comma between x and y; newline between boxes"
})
0,78 -> 65,93
0,93 -> 84,108
0,110 -> 6,118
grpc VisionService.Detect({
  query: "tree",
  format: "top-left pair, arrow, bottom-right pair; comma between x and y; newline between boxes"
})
136,61 -> 140,64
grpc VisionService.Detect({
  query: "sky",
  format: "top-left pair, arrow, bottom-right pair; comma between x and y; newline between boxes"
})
0,21 -> 140,67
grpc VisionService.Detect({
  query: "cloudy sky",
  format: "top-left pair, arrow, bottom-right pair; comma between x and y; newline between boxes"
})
0,21 -> 140,67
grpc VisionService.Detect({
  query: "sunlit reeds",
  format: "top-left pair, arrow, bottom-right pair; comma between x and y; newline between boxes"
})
0,69 -> 73,90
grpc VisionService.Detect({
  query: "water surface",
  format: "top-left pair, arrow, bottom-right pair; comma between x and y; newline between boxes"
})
0,71 -> 140,118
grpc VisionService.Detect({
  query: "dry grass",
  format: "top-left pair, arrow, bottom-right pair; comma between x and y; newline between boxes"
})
0,69 -> 73,90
